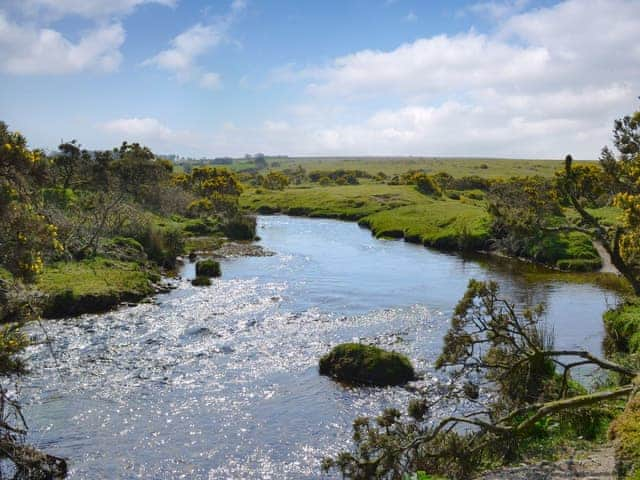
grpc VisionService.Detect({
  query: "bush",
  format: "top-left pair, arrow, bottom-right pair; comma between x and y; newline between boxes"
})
610,395 -> 640,478
195,259 -> 221,277
604,302 -> 640,355
109,236 -> 144,252
415,174 -> 442,196
191,275 -> 211,286
137,225 -> 185,268
319,343 -> 415,386
183,218 -> 218,236
223,214 -> 256,240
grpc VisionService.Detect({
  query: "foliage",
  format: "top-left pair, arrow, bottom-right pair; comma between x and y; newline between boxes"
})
319,343 -> 415,386
195,259 -> 221,278
262,171 -> 290,190
191,276 -> 212,286
414,174 -> 442,197
560,108 -> 640,294
325,280 -> 637,479
0,122 -> 62,281
609,394 -> 640,478
603,301 -> 640,355
223,214 -> 257,240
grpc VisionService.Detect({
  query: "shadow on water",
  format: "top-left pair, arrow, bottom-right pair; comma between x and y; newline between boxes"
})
22,215 -> 619,479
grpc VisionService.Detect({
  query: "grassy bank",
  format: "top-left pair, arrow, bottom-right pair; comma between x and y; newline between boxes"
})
37,257 -> 160,318
241,183 -> 605,268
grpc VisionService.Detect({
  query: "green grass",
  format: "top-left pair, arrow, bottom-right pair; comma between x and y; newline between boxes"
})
37,257 -> 157,318
603,301 -> 640,354
233,156 -> 598,179
610,394 -> 640,478
528,231 -> 602,271
359,200 -> 490,250
242,183 -> 416,220
241,183 -> 609,269
0,268 -> 12,282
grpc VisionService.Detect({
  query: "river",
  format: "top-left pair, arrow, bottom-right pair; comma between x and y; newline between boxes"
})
22,215 -> 619,479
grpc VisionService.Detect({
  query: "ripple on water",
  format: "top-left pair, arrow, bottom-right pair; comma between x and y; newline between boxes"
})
21,215 -> 617,479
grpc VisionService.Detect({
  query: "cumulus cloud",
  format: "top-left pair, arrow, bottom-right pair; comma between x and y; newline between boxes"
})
143,0 -> 246,89
0,13 -> 125,74
100,117 -> 202,153
0,0 -> 174,75
143,23 -> 225,74
262,0 -> 640,158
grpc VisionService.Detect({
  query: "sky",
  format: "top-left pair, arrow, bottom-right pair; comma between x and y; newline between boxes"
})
0,0 -> 638,159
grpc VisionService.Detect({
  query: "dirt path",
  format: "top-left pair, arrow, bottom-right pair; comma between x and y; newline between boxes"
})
477,447 -> 617,479
594,241 -> 619,274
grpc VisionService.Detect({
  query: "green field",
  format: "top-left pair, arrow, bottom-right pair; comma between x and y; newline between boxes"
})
237,156 -> 597,179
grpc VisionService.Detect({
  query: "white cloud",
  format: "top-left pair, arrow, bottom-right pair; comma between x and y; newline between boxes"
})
0,13 -> 125,74
143,23 -> 225,75
16,0 -> 176,20
302,33 -> 550,98
261,0 -> 640,158
0,0 -> 174,75
100,117 -> 202,153
143,0 -> 244,89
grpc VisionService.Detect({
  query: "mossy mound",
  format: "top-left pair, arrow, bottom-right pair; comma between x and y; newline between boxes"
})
191,276 -> 212,287
38,258 -> 157,318
609,394 -> 640,478
319,343 -> 415,386
195,259 -> 221,278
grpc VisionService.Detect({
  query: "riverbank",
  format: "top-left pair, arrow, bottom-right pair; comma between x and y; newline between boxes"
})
240,184 -> 607,271
36,257 -> 164,319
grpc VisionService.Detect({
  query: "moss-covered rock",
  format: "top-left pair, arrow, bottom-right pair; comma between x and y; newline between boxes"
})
195,259 -> 221,277
191,276 -> 212,287
319,343 -> 415,386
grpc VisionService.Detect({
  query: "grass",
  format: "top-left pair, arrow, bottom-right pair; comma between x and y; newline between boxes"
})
242,184 -> 489,250
603,301 -> 640,355
235,156 -> 598,179
241,183 -> 608,269
359,200 -> 490,250
37,257 -> 157,318
609,394 -> 640,478
0,268 -> 12,282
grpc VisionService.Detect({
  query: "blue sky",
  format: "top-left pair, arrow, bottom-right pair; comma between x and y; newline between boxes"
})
0,0 -> 638,158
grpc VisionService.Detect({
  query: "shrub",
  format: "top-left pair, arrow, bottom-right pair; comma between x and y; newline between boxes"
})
191,275 -> 212,286
223,214 -> 256,240
609,395 -> 640,478
195,259 -> 221,277
137,225 -> 185,268
183,218 -> 218,236
109,236 -> 144,252
415,174 -> 442,196
319,343 -> 415,386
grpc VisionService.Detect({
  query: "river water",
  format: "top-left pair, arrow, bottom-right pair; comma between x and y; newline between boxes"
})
22,216 -> 618,479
